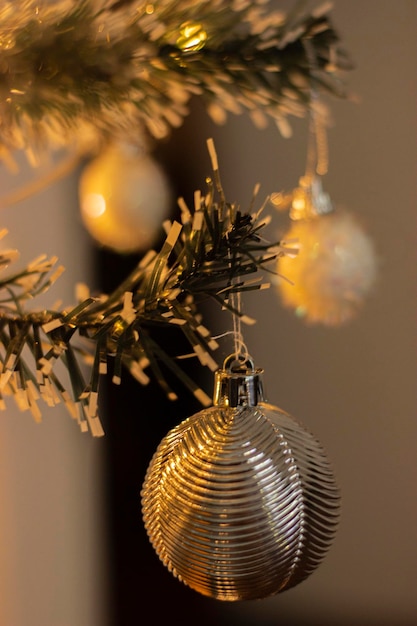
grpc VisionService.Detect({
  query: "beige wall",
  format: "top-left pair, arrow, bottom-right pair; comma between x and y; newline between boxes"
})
0,155 -> 107,626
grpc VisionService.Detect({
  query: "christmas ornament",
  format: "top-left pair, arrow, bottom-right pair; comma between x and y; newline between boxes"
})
141,356 -> 341,601
79,142 -> 172,254
274,176 -> 377,326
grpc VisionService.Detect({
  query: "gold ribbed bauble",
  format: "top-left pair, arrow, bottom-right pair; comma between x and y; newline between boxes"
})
141,358 -> 341,601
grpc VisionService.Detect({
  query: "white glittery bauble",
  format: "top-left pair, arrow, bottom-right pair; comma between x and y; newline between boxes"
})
79,143 -> 171,253
277,210 -> 377,326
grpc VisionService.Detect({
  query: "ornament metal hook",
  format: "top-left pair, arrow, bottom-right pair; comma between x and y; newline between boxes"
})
213,354 -> 266,408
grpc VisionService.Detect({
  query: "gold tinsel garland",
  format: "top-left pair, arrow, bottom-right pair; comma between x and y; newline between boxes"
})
0,142 -> 296,435
0,0 -> 351,159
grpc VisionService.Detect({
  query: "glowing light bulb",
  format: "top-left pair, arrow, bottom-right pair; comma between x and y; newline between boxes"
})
176,21 -> 207,52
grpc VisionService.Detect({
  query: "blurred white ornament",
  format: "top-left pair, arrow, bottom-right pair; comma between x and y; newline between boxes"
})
274,178 -> 377,326
277,209 -> 377,326
79,142 -> 171,254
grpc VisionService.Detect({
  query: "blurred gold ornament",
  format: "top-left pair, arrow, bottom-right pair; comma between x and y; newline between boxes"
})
79,142 -> 171,254
141,357 -> 340,601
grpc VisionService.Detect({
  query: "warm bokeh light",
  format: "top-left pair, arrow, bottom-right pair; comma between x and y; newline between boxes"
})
81,193 -> 106,218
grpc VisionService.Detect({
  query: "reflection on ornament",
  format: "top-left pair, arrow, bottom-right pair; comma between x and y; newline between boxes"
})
176,21 -> 207,52
277,210 -> 377,326
141,358 -> 340,601
79,142 -> 171,254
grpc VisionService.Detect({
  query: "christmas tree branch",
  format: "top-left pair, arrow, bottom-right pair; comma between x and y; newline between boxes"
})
0,145 -> 293,434
0,0 -> 351,158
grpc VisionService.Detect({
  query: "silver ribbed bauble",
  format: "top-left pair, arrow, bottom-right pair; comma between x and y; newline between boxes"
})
141,358 -> 341,601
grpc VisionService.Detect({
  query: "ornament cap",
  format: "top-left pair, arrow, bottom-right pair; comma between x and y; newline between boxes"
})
213,355 -> 266,408
290,175 -> 334,221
